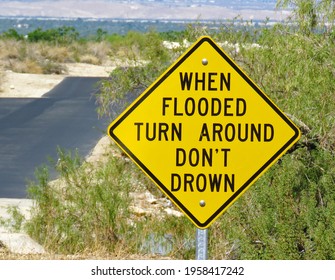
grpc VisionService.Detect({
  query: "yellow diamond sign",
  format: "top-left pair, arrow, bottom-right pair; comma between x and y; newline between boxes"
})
108,36 -> 300,229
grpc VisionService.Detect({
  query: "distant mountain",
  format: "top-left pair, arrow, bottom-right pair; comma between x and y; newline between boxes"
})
0,0 -> 263,1
0,0 -> 284,21
0,0 -> 278,7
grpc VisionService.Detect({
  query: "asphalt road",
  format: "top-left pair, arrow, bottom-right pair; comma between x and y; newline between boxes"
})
0,77 -> 110,198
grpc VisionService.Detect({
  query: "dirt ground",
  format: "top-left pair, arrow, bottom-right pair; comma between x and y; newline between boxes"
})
0,63 -> 115,98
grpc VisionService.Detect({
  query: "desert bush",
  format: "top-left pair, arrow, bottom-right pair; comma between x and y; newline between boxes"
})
0,32 -> 110,74
242,26 -> 335,150
97,30 -> 174,118
79,54 -> 101,65
211,6 -> 335,259
10,58 -> 43,74
15,146 -> 195,257
277,0 -> 335,34
40,60 -> 67,74
24,148 -> 134,254
0,40 -> 27,62
213,147 -> 335,260
27,26 -> 79,44
0,69 -> 4,92
1,28 -> 24,41
0,40 -> 72,74
86,41 -> 111,63
39,44 -> 72,63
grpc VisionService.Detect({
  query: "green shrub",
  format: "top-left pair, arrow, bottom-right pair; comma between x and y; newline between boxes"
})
25,148 -> 133,254
97,30 -> 173,118
27,26 -> 79,44
1,28 -> 24,40
19,146 -> 195,258
214,147 -> 335,260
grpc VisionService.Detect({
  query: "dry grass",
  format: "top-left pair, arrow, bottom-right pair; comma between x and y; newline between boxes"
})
0,251 -> 170,260
0,71 -> 3,92
87,41 -> 111,62
0,240 -> 171,260
0,40 -> 22,60
10,59 -> 44,74
40,45 -> 73,63
80,54 -> 101,65
0,39 -> 112,75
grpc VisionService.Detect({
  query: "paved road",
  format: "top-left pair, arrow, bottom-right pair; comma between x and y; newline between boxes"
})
0,77 -> 109,198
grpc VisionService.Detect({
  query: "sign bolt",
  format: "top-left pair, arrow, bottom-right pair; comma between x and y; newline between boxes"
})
202,58 -> 208,66
199,200 -> 206,207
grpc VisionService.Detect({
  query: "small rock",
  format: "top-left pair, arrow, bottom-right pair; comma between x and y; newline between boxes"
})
0,233 -> 45,254
130,206 -> 147,217
164,208 -> 183,217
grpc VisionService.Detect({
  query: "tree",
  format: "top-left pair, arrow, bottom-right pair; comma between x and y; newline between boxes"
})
1,28 -> 24,40
27,26 -> 79,44
56,26 -> 79,44
97,30 -> 172,118
277,0 -> 335,34
96,28 -> 107,42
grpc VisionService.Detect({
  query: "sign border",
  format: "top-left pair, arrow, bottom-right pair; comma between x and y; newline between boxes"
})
108,36 -> 301,228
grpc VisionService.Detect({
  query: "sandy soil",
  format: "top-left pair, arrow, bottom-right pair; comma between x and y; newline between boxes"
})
0,63 -> 115,98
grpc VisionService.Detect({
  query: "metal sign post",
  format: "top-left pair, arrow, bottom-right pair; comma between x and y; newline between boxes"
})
196,228 -> 208,260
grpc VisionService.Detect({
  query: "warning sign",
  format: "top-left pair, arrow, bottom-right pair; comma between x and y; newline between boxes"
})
108,36 -> 300,229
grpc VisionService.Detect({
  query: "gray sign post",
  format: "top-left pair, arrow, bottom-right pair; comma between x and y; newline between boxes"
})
196,228 -> 208,260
